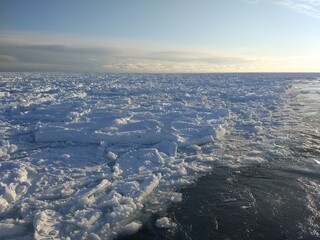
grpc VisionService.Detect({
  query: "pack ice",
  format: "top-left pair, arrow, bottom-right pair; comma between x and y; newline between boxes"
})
0,73 -> 316,239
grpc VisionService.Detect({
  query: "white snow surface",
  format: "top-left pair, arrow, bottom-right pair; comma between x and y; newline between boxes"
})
0,73 -> 319,239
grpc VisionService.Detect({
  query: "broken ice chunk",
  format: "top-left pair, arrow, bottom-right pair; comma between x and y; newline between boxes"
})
155,217 -> 176,228
155,140 -> 177,157
115,149 -> 164,177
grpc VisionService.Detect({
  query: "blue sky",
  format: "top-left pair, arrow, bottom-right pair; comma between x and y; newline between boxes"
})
0,0 -> 320,72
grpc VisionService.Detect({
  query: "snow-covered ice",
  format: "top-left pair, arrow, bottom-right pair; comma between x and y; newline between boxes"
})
0,73 -> 319,239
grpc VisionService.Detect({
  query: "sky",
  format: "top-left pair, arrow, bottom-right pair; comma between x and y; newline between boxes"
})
0,0 -> 320,73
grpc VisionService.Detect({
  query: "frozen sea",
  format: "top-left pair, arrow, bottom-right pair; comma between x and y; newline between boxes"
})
0,73 -> 319,240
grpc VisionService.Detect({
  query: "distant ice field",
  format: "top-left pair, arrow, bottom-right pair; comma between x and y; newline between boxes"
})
0,73 -> 319,239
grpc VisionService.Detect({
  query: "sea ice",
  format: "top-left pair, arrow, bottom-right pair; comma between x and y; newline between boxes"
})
119,222 -> 142,237
0,72 -> 318,239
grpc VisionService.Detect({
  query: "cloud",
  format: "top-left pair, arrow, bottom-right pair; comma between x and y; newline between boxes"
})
92,51 -> 252,73
1,32 -> 319,72
0,38 -> 119,71
276,0 -> 320,18
144,51 -> 247,64
0,55 -> 17,62
243,0 -> 320,18
19,44 -> 118,55
0,34 -> 254,72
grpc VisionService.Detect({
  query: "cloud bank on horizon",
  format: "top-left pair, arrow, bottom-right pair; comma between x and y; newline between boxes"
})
0,35 -> 253,73
0,0 -> 319,72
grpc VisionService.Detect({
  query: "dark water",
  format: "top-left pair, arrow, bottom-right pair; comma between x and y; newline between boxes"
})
168,164 -> 319,240
121,161 -> 319,240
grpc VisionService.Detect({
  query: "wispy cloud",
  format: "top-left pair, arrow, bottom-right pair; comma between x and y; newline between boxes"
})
244,0 -> 320,18
143,51 -> 247,64
0,54 -> 17,62
276,0 -> 320,18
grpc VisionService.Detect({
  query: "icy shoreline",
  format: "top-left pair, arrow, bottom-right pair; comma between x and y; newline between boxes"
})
0,73 -> 319,239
